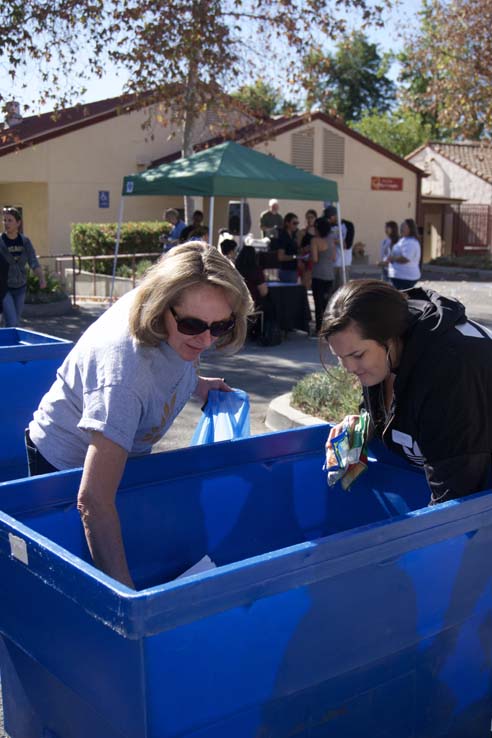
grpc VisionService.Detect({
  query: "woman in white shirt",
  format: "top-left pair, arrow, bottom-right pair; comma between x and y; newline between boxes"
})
378,220 -> 399,282
384,219 -> 421,290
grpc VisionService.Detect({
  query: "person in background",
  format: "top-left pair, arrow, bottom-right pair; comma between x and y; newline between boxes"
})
27,243 -> 253,589
260,199 -> 283,239
160,208 -> 186,251
310,217 -> 336,333
297,209 -> 317,289
0,207 -> 46,327
235,245 -> 268,307
324,206 -> 351,291
0,248 -> 8,313
180,210 -> 204,242
189,225 -> 209,243
277,212 -> 300,284
220,238 -> 238,263
235,244 -> 277,342
378,221 -> 399,282
321,279 -> 492,506
382,219 -> 421,290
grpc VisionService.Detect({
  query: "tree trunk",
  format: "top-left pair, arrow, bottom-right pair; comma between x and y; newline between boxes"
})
181,32 -> 200,222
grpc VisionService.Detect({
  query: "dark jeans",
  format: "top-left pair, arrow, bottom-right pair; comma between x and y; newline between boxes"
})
311,277 -> 333,331
391,277 -> 418,291
25,429 -> 59,476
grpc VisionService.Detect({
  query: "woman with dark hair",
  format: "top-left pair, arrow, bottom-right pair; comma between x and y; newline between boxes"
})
321,279 -> 492,505
378,220 -> 399,282
310,217 -> 336,332
235,245 -> 268,306
1,207 -> 46,326
297,209 -> 317,289
277,212 -> 300,283
381,219 -> 421,290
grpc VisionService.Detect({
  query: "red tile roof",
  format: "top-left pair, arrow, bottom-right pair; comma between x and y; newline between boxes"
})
421,141 -> 492,185
0,94 -> 424,178
0,92 -> 157,157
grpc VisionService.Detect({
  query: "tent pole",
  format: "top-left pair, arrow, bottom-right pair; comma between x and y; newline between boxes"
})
209,196 -> 215,247
336,202 -> 346,285
110,196 -> 125,304
239,198 -> 245,249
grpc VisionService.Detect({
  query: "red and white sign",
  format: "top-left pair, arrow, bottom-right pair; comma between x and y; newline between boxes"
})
371,176 -> 403,191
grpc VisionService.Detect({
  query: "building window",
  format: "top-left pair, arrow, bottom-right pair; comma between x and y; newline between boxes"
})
291,128 -> 314,172
323,129 -> 345,175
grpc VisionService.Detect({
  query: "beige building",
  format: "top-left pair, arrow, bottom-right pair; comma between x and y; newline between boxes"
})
156,113 -> 425,264
0,100 -> 424,265
407,142 -> 492,258
0,95 -> 252,258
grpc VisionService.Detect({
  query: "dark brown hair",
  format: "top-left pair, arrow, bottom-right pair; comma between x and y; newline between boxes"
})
402,218 -> 419,240
3,207 -> 21,222
320,279 -> 410,346
385,220 -> 399,246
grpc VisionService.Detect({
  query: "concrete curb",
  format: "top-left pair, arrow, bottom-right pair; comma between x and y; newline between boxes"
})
265,392 -> 327,431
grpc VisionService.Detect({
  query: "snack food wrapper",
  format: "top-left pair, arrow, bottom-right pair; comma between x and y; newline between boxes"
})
324,411 -> 370,490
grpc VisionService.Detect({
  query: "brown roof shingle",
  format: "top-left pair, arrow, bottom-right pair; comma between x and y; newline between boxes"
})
0,92 -> 156,157
152,111 -> 423,175
430,141 -> 492,184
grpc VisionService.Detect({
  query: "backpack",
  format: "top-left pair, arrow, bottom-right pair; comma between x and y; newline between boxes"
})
342,220 -> 355,249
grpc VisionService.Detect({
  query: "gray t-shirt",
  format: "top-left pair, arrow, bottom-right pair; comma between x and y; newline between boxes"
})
312,238 -> 334,281
29,290 -> 198,470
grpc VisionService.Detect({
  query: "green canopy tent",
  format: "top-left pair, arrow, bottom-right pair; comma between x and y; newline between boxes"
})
113,141 -> 344,296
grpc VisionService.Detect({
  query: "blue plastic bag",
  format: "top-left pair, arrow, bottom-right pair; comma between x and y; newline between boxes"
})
191,389 -> 250,445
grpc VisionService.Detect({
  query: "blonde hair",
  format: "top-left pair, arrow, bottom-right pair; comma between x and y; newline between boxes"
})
129,241 -> 254,351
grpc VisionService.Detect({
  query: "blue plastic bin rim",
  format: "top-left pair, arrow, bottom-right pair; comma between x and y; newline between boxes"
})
1,482 -> 491,641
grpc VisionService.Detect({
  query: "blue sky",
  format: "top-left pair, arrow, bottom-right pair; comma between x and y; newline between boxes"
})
3,0 -> 422,114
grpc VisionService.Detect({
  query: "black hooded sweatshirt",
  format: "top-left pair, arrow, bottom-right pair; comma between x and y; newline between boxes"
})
363,287 -> 492,505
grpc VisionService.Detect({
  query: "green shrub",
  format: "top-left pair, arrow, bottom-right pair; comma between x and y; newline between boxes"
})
71,221 -> 171,275
291,367 -> 361,421
429,254 -> 492,270
25,268 -> 68,304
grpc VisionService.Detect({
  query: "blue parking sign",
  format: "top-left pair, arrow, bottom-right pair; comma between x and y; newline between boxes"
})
98,190 -> 110,208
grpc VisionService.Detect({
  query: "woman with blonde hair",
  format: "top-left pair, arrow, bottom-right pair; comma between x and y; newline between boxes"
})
27,242 -> 253,588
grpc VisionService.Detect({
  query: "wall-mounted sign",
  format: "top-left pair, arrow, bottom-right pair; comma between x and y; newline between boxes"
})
98,190 -> 110,208
371,177 -> 403,191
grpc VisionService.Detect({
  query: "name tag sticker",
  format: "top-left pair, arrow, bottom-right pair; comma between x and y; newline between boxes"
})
392,429 -> 413,448
9,533 -> 29,565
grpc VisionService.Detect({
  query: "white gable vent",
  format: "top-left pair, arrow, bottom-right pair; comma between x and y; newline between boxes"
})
291,128 -> 314,172
323,129 -> 345,175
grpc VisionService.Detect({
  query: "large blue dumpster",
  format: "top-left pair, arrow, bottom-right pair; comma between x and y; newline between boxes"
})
0,423 -> 491,738
0,328 -> 73,482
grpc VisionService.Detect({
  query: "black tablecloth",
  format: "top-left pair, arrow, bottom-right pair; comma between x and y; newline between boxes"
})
267,282 -> 311,333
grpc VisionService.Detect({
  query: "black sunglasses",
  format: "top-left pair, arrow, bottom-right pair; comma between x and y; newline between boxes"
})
170,306 -> 236,337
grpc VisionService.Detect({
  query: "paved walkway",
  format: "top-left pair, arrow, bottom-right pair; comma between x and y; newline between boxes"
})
2,277 -> 492,735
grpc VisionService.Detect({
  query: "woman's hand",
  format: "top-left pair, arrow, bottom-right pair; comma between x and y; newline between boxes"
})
194,375 -> 232,403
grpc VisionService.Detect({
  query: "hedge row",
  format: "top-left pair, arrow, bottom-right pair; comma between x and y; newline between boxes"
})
71,221 -> 171,274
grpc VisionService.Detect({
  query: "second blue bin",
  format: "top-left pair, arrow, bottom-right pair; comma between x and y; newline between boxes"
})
0,327 -> 73,482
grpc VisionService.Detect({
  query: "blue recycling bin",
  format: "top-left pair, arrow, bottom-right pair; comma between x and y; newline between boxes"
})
0,423 -> 491,738
0,328 -> 73,482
